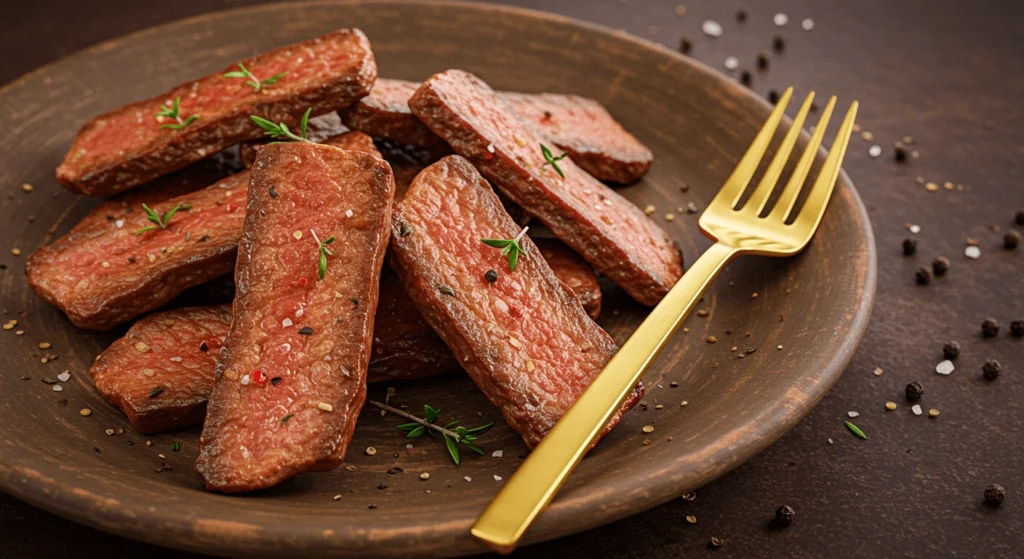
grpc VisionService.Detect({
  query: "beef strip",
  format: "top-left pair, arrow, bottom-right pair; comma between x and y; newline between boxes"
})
196,143 -> 393,492
28,132 -> 379,330
408,70 -> 682,306
342,78 -> 653,183
239,112 -> 351,167
90,306 -> 231,434
388,155 -> 640,448
57,29 -> 377,197
89,240 -> 600,433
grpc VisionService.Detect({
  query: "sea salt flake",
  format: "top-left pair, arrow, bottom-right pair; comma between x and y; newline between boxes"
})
702,20 -> 723,37
115,220 -> 124,229
282,317 -> 294,327
873,367 -> 884,376
773,13 -> 789,26
912,404 -> 923,416
487,143 -> 495,153
345,209 -> 354,218
464,476 -> 472,482
965,245 -> 981,259
868,145 -> 882,157
492,450 -> 504,458
52,384 -> 63,392
848,411 -> 860,418
494,475 -> 503,481
801,18 -> 815,31
935,360 -> 955,375
295,308 -> 304,317
57,371 -> 71,382
724,56 -> 739,70
909,225 -> 921,234
240,375 -> 250,385
406,443 -> 414,449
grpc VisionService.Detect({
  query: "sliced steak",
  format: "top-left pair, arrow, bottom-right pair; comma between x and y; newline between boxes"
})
196,143 -> 393,492
343,79 -> 653,183
28,132 -> 380,330
89,241 -> 600,433
408,70 -> 682,306
90,306 -> 231,434
388,155 -> 639,448
500,92 -> 652,184
57,29 -> 377,197
27,171 -> 250,330
238,113 -> 351,167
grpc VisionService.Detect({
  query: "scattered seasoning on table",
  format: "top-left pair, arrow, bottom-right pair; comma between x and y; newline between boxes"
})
11,248 -> 21,256
935,360 -> 954,375
367,504 -> 377,510
674,5 -> 686,17
724,57 -> 738,71
736,9 -> 747,22
642,425 -> 655,434
925,181 -> 939,192
942,341 -> 961,360
1004,230 -> 1021,249
171,441 -> 181,452
984,484 -> 1006,507
701,20 -> 723,38
801,18 -> 815,30
767,89 -> 780,103
706,336 -> 717,344
932,256 -> 951,276
685,515 -> 697,524
894,142 -> 908,162
928,408 -> 940,418
774,505 -> 796,526
844,421 -> 866,439
981,318 -> 1000,338
873,367 -> 884,376
709,536 -> 726,549
906,381 -> 924,401
982,359 -> 1002,380
679,37 -> 693,55
365,446 -> 377,456
1010,320 -> 1024,337
885,402 -> 897,411
772,35 -> 786,52
902,238 -> 918,257
915,266 -> 932,285
740,70 -> 752,86
861,131 -> 875,141
868,145 -> 882,157
79,408 -> 92,417
911,404 -> 923,416
1016,210 -> 1024,225
756,52 -> 769,70
696,309 -> 709,317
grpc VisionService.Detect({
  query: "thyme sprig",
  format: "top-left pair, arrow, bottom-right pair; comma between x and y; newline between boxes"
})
250,107 -> 313,143
369,400 -> 494,465
540,143 -> 569,178
155,97 -> 199,130
136,203 -> 190,235
223,62 -> 287,92
481,226 -> 529,272
310,228 -> 335,280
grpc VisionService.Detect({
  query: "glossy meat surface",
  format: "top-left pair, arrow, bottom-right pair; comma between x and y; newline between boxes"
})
57,29 -> 377,196
196,144 -> 393,492
388,155 -> 639,448
408,70 -> 682,306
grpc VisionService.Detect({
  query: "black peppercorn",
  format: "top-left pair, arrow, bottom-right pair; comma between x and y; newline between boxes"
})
982,318 -> 1000,338
679,37 -> 693,55
774,505 -> 796,526
767,89 -> 780,103
757,52 -> 770,70
1011,320 -> 1024,337
736,10 -> 748,22
773,35 -> 786,52
984,483 -> 1006,507
902,238 -> 917,256
377,482 -> 388,490
485,269 -> 498,283
915,266 -> 932,285
1016,209 -> 1024,225
894,142 -> 908,162
982,359 -> 1002,380
942,341 -> 960,360
740,70 -> 752,86
932,256 -> 951,276
1004,230 -> 1021,249
905,381 -> 924,401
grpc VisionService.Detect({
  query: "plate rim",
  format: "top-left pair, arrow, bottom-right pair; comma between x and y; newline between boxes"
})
0,0 -> 878,556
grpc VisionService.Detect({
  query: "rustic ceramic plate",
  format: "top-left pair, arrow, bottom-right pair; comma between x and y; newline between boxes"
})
0,1 -> 876,557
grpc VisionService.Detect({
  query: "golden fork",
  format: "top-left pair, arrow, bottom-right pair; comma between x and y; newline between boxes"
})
471,87 -> 858,553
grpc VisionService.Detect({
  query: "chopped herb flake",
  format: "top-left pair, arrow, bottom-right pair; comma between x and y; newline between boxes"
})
844,421 -> 867,439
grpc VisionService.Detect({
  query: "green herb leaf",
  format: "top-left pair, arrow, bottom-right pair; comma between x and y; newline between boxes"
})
481,227 -> 529,272
844,421 -> 867,440
300,107 -> 311,140
444,434 -> 461,465
262,71 -> 288,87
540,143 -> 569,178
395,422 -> 421,432
439,285 -> 456,296
224,63 -> 287,92
424,405 -> 440,423
170,441 -> 181,452
249,109 -> 313,143
223,71 -> 248,78
406,425 -> 426,438
464,422 -> 494,436
463,442 -> 485,455
136,203 -> 189,235
481,239 -> 513,249
155,97 -> 198,130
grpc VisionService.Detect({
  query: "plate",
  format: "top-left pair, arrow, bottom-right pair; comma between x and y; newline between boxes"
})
0,1 -> 876,557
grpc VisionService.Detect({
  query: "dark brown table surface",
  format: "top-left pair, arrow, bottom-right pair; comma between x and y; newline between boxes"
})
3,0 -> 1022,557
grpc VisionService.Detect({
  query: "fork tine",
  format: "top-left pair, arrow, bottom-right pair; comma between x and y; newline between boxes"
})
746,92 -> 816,216
788,101 -> 858,227
708,87 -> 793,211
770,96 -> 836,222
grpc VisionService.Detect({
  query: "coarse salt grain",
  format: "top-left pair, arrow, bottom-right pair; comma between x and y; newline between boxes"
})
52,385 -> 63,392
240,375 -> 251,385
282,317 -> 294,327
868,145 -> 882,157
494,475 -> 503,481
909,225 -> 921,234
912,404 -> 923,416
295,308 -> 304,317
965,246 -> 981,259
773,13 -> 789,26
317,402 -> 334,412
115,220 -> 124,229
406,443 -> 414,449
492,450 -> 503,458
848,411 -> 860,418
702,20 -> 723,37
464,476 -> 472,482
169,356 -> 182,363
486,144 -> 495,153
873,367 -> 884,376
801,18 -> 814,31
57,371 -> 71,382
935,360 -> 955,375
724,56 -> 739,70
345,209 -> 354,218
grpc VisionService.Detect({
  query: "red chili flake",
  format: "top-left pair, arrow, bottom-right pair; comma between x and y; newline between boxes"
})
225,204 -> 238,213
251,369 -> 268,386
296,277 -> 309,288
482,151 -> 494,160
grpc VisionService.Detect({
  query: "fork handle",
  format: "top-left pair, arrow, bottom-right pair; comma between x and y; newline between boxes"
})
471,242 -> 739,553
